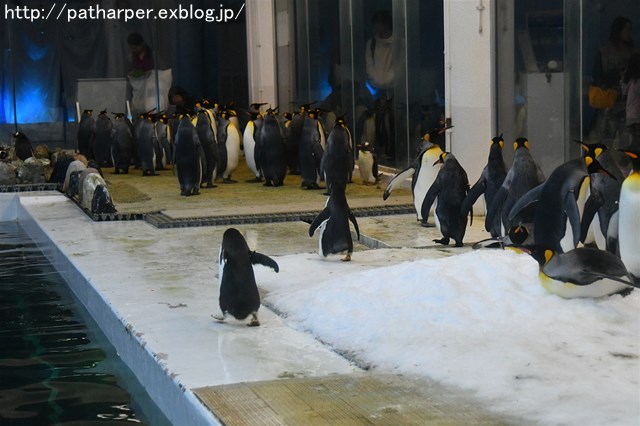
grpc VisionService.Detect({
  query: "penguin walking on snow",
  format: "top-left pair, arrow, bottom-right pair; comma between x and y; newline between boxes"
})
460,134 -> 507,238
212,228 -> 279,327
421,152 -> 469,247
309,182 -> 360,261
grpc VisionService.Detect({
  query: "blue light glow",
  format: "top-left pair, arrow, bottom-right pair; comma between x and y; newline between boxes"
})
365,80 -> 378,96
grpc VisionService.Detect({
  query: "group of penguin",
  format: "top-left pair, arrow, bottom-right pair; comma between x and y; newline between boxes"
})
384,130 -> 640,299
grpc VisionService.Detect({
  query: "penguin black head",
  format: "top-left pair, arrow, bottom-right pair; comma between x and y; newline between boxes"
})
283,112 -> 293,121
357,141 -> 375,153
422,123 -> 452,151
99,109 -> 108,115
250,102 -> 268,111
335,115 -> 348,128
584,154 -> 616,180
513,137 -> 530,151
12,131 -> 28,141
618,149 -> 640,171
83,109 -> 93,116
433,152 -> 448,166
112,112 -> 126,119
491,134 -> 505,149
574,139 -> 607,159
508,224 -> 530,245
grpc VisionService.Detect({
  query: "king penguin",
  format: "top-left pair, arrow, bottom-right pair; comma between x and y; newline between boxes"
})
460,134 -> 508,238
532,247 -> 637,298
383,125 -> 450,226
357,141 -> 379,185
212,228 -> 279,327
242,110 -> 263,182
421,152 -> 469,247
485,137 -> 545,237
509,153 -> 613,253
617,149 -> 640,282
77,109 -> 94,159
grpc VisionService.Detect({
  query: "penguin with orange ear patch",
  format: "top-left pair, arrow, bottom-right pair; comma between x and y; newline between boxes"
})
532,247 -> 637,298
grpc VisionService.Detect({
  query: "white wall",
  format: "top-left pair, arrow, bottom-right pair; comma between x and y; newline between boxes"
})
445,0 -> 495,198
246,0 -> 278,106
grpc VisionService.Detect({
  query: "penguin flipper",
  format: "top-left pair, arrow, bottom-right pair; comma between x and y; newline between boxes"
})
309,208 -> 331,236
485,186 -> 508,233
420,179 -> 442,221
564,190 -> 582,249
250,251 -> 279,273
580,193 -> 604,243
507,182 -> 545,222
383,166 -> 414,200
348,210 -> 360,241
461,177 -> 486,219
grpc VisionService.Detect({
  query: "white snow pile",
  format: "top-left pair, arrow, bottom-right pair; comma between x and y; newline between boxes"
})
257,248 -> 640,425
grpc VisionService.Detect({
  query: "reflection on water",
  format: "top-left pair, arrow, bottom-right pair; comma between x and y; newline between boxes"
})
0,222 -> 167,425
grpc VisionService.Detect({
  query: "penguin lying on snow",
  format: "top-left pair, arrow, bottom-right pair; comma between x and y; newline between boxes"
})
531,247 -> 638,298
212,228 -> 279,327
309,182 -> 360,261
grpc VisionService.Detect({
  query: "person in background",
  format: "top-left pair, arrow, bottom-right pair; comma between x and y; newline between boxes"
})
168,86 -> 194,115
127,32 -> 154,78
591,17 -> 637,147
365,10 -> 397,97
622,53 -> 640,150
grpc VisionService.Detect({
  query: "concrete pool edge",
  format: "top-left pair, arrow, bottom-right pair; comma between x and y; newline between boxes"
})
3,193 -> 220,426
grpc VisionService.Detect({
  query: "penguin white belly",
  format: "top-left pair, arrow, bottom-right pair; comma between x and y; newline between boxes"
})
318,121 -> 327,151
539,273 -> 629,299
592,212 -> 606,250
577,178 -> 595,244
618,173 -> 640,277
414,155 -> 442,220
433,199 -> 441,232
358,152 -> 376,184
243,122 -> 259,177
559,218 -> 575,253
224,123 -> 241,178
317,218 -> 330,257
213,246 -> 226,319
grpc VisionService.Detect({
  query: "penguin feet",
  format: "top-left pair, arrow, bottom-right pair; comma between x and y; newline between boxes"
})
454,241 -> 464,247
246,177 -> 262,183
433,237 -> 450,245
302,183 -> 321,190
223,178 -> 237,184
211,313 -> 226,322
420,220 -> 435,228
247,313 -> 260,327
341,253 -> 352,262
204,182 -> 217,188
263,181 -> 273,187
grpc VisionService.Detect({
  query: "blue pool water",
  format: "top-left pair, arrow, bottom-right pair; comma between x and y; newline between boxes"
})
0,222 -> 170,425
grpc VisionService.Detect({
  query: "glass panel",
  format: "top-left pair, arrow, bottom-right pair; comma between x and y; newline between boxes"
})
496,0 -> 566,178
581,1 -> 640,150
402,0 -> 445,165
1,0 -> 248,150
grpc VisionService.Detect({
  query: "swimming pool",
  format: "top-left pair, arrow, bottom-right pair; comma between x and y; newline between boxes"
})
0,221 -> 170,425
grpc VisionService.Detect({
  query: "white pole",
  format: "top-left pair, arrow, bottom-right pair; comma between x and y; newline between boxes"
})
76,101 -> 81,123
